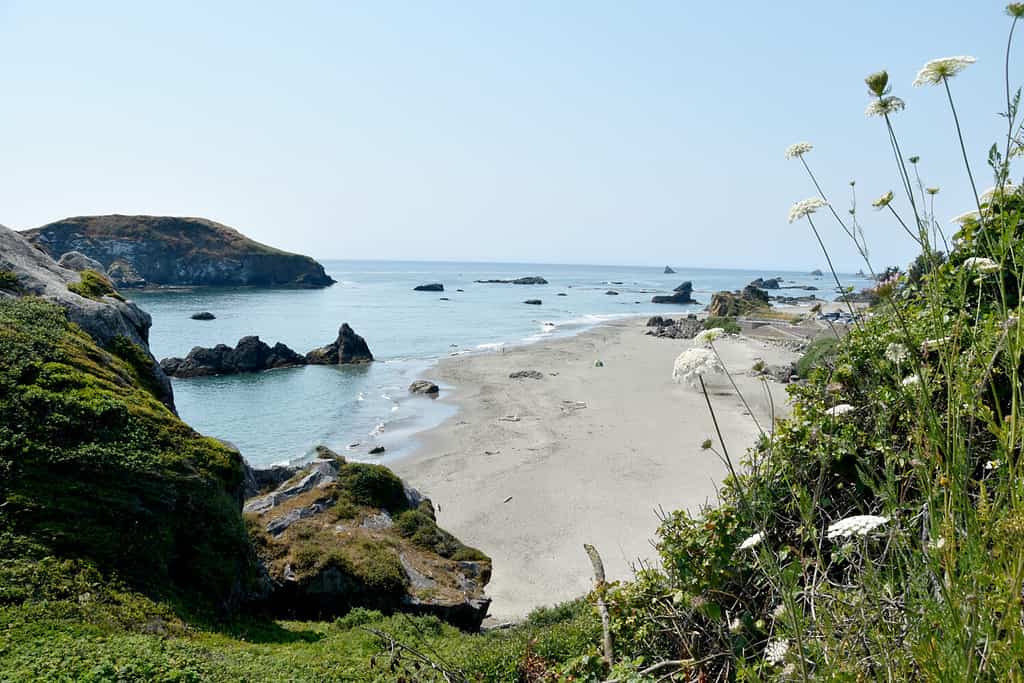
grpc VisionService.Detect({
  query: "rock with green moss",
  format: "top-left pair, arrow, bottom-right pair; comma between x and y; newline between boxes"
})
708,285 -> 771,317
245,449 -> 491,630
23,214 -> 335,288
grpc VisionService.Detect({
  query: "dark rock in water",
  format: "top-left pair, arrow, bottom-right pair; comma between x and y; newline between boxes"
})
646,316 -> 702,339
306,323 -> 373,365
474,276 -> 548,285
771,294 -> 819,305
191,311 -> 216,320
509,370 -> 544,380
245,451 -> 492,630
57,251 -> 104,273
750,277 -> 781,290
414,283 -> 444,292
838,289 -> 879,304
106,259 -> 147,288
369,446 -> 386,455
674,281 -> 693,294
611,281 -> 623,285
652,281 -> 696,304
23,214 -> 335,288
664,265 -> 676,274
409,380 -> 440,396
439,297 -> 450,301
557,292 -> 567,296
161,336 -> 306,377
810,269 -> 824,276
456,288 -> 464,292
780,284 -> 818,291
523,299 -> 542,305
605,290 -> 619,295
0,224 -> 174,409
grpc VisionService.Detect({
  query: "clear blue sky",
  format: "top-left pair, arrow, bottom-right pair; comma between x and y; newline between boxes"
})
0,1 -> 1017,270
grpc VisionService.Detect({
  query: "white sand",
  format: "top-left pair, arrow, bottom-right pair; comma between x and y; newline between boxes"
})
392,317 -> 799,622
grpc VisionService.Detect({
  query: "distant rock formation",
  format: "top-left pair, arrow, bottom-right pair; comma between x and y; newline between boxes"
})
23,215 -> 335,288
708,285 -> 771,317
474,276 -> 548,285
414,283 -> 444,292
664,265 -> 676,274
750,277 -> 781,290
652,281 -> 697,304
810,269 -> 824,276
161,336 -> 306,377
191,311 -> 216,320
523,299 -> 542,305
306,323 -> 374,365
605,290 -> 619,295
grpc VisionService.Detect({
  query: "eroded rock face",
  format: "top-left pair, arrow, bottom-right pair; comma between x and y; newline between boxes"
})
57,251 -> 104,273
245,449 -> 492,630
23,215 -> 335,288
306,324 -> 373,365
708,285 -> 771,317
0,224 -> 174,408
161,336 -> 306,377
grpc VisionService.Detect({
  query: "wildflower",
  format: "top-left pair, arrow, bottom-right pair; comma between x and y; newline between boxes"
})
865,96 -> 906,117
738,531 -> 765,551
885,342 -> 908,364
729,617 -> 743,633
772,603 -> 786,619
694,327 -> 725,345
913,56 -> 976,86
764,639 -> 790,666
828,403 -> 854,417
1008,3 -> 1024,18
921,337 -> 949,353
784,142 -> 813,160
872,190 -> 895,209
826,514 -> 890,540
672,347 -> 723,387
929,537 -> 946,550
985,459 -> 1002,470
788,198 -> 828,223
962,256 -> 999,273
926,187 -> 940,195
980,182 -> 1016,202
950,210 -> 980,224
902,375 -> 919,386
864,70 -> 890,96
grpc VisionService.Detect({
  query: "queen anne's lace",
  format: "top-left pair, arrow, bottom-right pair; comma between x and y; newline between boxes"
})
694,328 -> 725,346
826,514 -> 890,540
913,56 -> 976,86
784,142 -> 813,160
738,531 -> 764,551
672,348 -> 723,387
788,198 -> 828,223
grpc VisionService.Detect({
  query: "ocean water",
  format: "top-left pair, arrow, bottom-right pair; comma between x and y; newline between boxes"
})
132,261 -> 870,468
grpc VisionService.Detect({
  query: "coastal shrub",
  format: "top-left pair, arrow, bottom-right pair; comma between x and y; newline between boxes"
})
0,269 -> 20,291
395,509 -> 489,561
66,268 -> 124,301
336,462 -> 409,512
703,315 -> 741,334
794,335 -> 839,378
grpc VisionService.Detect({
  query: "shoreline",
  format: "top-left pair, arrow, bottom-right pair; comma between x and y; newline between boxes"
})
391,316 -> 802,622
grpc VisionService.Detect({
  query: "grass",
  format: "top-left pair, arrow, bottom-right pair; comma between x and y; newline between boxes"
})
66,269 -> 124,301
703,316 -> 741,335
794,335 -> 839,378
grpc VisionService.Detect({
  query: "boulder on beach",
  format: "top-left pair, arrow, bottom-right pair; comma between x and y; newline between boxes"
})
652,281 -> 696,305
523,299 -> 542,305
160,336 -> 306,377
414,283 -> 444,292
664,265 -> 676,274
409,379 -> 440,396
645,315 -> 702,339
475,276 -> 548,285
509,370 -> 544,380
306,323 -> 374,365
191,311 -> 216,320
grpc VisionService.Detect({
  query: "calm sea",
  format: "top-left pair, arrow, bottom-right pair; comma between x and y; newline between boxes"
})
132,261 -> 869,468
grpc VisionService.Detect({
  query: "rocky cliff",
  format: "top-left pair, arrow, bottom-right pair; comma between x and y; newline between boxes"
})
22,215 -> 335,289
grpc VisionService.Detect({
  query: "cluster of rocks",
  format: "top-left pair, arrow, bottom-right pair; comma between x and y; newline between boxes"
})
160,324 -> 373,378
755,361 -> 799,384
651,281 -> 698,305
708,285 -> 771,317
509,369 -> 544,380
645,315 -> 703,339
474,276 -> 548,285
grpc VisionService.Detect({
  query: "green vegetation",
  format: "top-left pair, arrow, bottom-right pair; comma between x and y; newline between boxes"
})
0,269 -> 20,292
794,335 -> 839,378
336,461 -> 410,511
66,268 -> 124,301
703,315 -> 741,335
395,505 -> 489,561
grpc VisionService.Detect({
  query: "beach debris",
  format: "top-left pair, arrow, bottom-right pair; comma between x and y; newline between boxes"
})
584,544 -> 615,665
503,496 -> 513,504
484,450 -> 499,455
499,415 -> 520,422
561,400 -> 587,413
594,360 -> 604,367
509,370 -> 544,380
369,446 -> 385,455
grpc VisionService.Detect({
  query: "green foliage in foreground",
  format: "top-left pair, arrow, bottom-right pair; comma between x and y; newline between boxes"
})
794,335 -> 839,378
0,270 -> 20,292
702,316 -> 741,335
66,268 -> 124,301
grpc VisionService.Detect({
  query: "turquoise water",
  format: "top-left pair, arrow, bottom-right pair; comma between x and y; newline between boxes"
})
132,261 -> 869,467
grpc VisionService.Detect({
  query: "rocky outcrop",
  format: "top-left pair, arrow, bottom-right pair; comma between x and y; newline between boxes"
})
0,224 -> 174,408
306,324 -> 373,365
605,290 -> 619,295
191,311 -> 216,320
523,299 -> 542,305
245,450 -> 491,630
409,380 -> 440,396
23,215 -> 335,288
645,315 -> 702,339
652,281 -> 697,305
810,269 -> 824,276
161,336 -> 306,378
664,266 -> 676,274
474,276 -> 548,285
414,283 -> 444,292
708,285 -> 771,317
57,250 -> 104,273
750,277 -> 781,290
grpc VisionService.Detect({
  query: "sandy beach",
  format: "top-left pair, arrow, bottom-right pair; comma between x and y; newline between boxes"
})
393,317 -> 802,622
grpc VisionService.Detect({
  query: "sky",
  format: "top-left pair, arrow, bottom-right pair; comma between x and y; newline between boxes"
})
0,1 -> 1018,271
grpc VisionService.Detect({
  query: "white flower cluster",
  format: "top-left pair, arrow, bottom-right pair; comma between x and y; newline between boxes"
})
828,404 -> 854,417
962,257 -> 999,274
784,142 -> 813,160
738,531 -> 764,551
788,198 -> 828,223
901,375 -> 919,387
950,210 -> 980,225
672,347 -> 723,387
980,182 -> 1016,203
826,514 -> 890,540
694,327 -> 725,346
884,342 -> 908,364
865,96 -> 906,117
764,639 -> 790,666
913,56 -> 976,87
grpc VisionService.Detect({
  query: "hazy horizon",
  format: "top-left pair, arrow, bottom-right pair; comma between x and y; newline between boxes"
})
1,2 -> 1014,271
